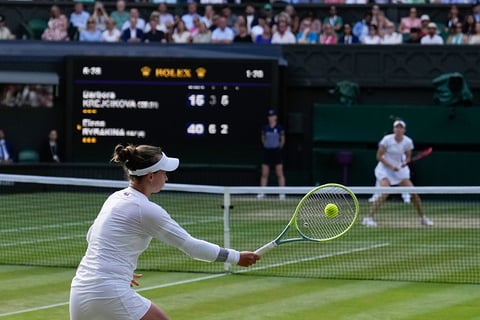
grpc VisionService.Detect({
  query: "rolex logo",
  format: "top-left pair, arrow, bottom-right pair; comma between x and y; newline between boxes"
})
140,66 -> 152,77
196,67 -> 207,79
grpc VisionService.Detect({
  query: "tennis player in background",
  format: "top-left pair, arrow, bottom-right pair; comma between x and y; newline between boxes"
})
70,144 -> 260,320
362,120 -> 433,227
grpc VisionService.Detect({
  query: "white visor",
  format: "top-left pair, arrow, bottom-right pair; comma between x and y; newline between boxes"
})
393,120 -> 406,128
128,152 -> 179,176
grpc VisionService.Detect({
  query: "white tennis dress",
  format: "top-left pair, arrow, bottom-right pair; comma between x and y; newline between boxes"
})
374,133 -> 414,186
70,187 -> 239,320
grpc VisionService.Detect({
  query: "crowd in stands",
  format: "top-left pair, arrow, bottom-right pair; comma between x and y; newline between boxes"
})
1,1 -> 480,44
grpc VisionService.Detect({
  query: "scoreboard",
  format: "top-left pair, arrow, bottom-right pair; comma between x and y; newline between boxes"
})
66,56 -> 279,164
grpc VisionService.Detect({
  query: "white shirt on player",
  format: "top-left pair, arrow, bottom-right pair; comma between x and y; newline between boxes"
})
374,133 -> 414,185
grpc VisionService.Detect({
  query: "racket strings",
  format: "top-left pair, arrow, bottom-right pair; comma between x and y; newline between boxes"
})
296,187 -> 357,241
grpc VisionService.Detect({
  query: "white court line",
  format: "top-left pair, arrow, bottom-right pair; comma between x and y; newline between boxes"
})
0,243 -> 389,317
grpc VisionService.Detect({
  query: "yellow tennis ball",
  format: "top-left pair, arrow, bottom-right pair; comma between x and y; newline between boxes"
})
324,203 -> 339,218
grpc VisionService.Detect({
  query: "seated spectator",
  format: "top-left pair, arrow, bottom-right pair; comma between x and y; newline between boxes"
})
380,22 -> 402,44
102,18 -> 121,42
296,18 -> 319,44
221,4 -> 237,29
468,22 -> 480,44
79,18 -> 102,42
234,23 -> 252,43
319,23 -> 338,45
0,14 -> 15,40
121,16 -> 143,43
172,19 -> 192,43
446,23 -> 468,44
474,4 -> 480,23
323,6 -> 343,34
420,22 -> 444,45
251,14 -> 267,41
42,5 -> 69,41
338,23 -> 360,44
254,24 -> 272,44
353,12 -> 372,43
375,10 -> 392,37
157,2 -> 174,32
244,3 -> 258,35
398,7 -> 421,34
181,2 -> 201,30
122,8 -> 145,32
91,1 -> 109,32
420,14 -> 431,34
463,15 -> 476,37
110,0 -> 129,31
445,5 -> 462,35
362,24 -> 381,44
144,11 -> 166,34
202,4 -> 215,30
189,16 -> 201,37
283,4 -> 300,35
144,16 -> 166,43
192,21 -> 211,43
69,2 -> 90,40
271,20 -> 296,44
211,17 -> 234,44
404,27 -> 422,44
0,128 -> 15,164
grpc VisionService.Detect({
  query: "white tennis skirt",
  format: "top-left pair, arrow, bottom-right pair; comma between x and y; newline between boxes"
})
374,162 -> 410,186
70,280 -> 151,320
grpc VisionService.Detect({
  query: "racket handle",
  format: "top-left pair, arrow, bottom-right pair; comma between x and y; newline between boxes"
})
254,241 -> 277,256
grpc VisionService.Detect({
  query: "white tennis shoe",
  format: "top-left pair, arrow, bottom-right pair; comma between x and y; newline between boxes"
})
362,216 -> 377,227
421,215 -> 434,226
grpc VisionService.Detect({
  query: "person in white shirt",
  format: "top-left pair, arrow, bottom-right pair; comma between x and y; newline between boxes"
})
70,144 -> 260,320
211,16 -> 234,43
380,22 -> 402,44
420,22 -> 444,45
362,120 -> 433,228
271,20 -> 296,44
121,8 -> 145,31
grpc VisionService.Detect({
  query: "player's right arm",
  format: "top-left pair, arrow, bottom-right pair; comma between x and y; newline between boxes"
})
377,145 -> 398,171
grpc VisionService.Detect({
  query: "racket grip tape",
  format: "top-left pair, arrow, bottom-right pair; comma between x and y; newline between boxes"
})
254,241 -> 277,256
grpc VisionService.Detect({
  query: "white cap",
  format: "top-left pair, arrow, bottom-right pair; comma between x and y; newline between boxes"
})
128,152 -> 179,176
420,14 -> 430,21
427,22 -> 437,29
393,120 -> 406,128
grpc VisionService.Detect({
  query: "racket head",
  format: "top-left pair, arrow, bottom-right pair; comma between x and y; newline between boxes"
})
412,147 -> 432,161
293,183 -> 359,242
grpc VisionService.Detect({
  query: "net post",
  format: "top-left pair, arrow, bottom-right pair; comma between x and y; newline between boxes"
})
223,187 -> 232,271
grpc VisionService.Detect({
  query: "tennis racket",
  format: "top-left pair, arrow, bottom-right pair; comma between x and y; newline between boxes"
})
254,183 -> 359,256
402,147 -> 433,167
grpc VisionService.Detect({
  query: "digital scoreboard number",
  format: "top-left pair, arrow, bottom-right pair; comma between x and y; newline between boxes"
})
66,57 -> 278,164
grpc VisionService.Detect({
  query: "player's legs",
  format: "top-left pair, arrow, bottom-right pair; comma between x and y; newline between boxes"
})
275,164 -> 285,187
363,178 -> 390,227
141,303 -> 169,320
398,179 -> 422,215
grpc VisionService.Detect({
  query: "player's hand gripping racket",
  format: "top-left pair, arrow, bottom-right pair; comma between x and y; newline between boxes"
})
254,183 -> 359,256
402,147 -> 433,167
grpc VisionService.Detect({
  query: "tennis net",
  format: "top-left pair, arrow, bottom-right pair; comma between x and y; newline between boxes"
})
1,173 -> 479,284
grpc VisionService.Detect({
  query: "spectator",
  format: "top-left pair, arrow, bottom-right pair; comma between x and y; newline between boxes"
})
319,23 -> 338,44
446,22 -> 468,44
40,129 -> 62,163
192,21 -> 211,43
263,3 -> 275,28
182,2 -> 201,30
375,11 -> 392,37
41,5 -> 69,41
221,5 -> 237,29
102,18 -> 121,42
420,22 -> 444,45
420,14 -> 431,34
338,23 -> 360,44
404,27 -> 422,44
0,14 -> 15,40
271,20 -> 296,44
110,0 -> 129,31
79,18 -> 102,42
380,22 -> 402,44
0,128 -> 15,164
157,2 -> 174,32
188,16 -> 201,37
445,5 -> 462,34
398,7 -> 421,34
211,17 -> 234,44
474,4 -> 480,23
323,6 -> 343,34
91,1 -> 109,32
257,109 -> 286,200
463,15 -> 476,37
362,119 -> 433,228
233,23 -> 252,43
244,3 -> 258,34
254,24 -> 272,44
122,8 -> 145,32
121,16 -> 143,43
283,4 -> 300,35
69,2 -> 90,37
468,22 -> 480,44
363,24 -> 381,44
353,12 -> 372,43
144,15 -> 166,43
251,14 -> 267,41
296,17 -> 319,44
202,4 -> 215,29
172,19 -> 192,43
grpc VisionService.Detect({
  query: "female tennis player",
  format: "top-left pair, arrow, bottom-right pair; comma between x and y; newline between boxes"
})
70,144 -> 260,320
362,120 -> 433,227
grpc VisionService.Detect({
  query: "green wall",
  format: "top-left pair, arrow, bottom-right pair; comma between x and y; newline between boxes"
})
312,104 -> 480,186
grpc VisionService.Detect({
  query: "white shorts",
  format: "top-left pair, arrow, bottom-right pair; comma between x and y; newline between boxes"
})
374,162 -> 410,186
70,279 -> 151,320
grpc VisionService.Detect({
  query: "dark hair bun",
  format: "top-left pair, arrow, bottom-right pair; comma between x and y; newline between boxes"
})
112,144 -> 136,164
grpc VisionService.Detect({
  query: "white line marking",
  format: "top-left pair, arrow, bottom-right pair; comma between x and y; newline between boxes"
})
0,243 -> 388,317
